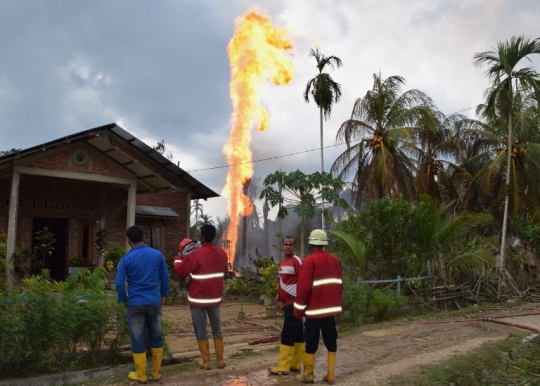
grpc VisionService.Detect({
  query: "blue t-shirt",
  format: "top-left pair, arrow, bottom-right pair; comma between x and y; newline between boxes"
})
116,244 -> 170,306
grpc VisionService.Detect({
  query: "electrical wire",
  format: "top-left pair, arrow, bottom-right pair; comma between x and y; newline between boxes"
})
185,104 -> 480,173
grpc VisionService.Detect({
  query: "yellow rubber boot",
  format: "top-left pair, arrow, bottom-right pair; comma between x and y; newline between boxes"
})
290,342 -> 304,372
323,351 -> 337,384
128,352 -> 148,384
151,346 -> 163,381
197,340 -> 211,370
295,352 -> 315,383
268,344 -> 294,374
214,338 -> 226,368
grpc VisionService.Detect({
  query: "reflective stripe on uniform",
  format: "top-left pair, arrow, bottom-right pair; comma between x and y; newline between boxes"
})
280,281 -> 297,297
313,278 -> 342,287
188,295 -> 222,304
190,272 -> 224,280
174,259 -> 182,265
305,306 -> 342,316
294,302 -> 306,310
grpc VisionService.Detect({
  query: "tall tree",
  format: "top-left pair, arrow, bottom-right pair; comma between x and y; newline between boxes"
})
331,73 -> 437,207
260,170 -> 349,257
473,35 -> 540,284
304,48 -> 342,229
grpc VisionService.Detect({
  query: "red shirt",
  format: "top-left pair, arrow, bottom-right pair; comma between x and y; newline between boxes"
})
277,255 -> 302,306
174,243 -> 228,307
293,249 -> 343,319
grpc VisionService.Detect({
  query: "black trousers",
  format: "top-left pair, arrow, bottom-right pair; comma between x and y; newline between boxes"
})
303,316 -> 337,354
281,304 -> 304,346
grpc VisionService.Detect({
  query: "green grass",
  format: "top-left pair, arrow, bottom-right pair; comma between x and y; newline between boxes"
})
385,334 -> 535,386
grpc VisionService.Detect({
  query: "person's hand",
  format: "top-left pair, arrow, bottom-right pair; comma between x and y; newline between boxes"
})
161,296 -> 166,308
276,301 -> 284,313
123,301 -> 127,308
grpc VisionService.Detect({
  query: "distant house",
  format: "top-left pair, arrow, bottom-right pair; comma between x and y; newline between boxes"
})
0,123 -> 218,283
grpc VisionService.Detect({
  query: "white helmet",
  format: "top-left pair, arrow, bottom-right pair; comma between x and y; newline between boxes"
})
308,229 -> 328,246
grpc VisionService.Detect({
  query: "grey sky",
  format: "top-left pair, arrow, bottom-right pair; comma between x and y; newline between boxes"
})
1,1 -> 539,220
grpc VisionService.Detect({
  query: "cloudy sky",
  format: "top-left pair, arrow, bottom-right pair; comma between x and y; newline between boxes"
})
1,0 -> 539,221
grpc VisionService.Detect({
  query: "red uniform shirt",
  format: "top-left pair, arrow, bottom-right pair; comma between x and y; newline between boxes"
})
174,243 -> 228,307
293,249 -> 343,319
277,255 -> 302,306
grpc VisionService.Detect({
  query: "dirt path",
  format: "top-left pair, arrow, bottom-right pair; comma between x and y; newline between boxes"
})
116,301 -> 540,385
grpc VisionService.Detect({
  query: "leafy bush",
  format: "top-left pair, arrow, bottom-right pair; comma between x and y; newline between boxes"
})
365,289 -> 408,323
258,262 -> 279,298
0,269 -> 130,377
104,244 -> 126,271
339,278 -> 368,325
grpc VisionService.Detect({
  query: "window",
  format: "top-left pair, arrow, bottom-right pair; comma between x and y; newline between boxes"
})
43,201 -> 49,210
32,200 -> 37,209
150,224 -> 165,252
78,204 -> 83,212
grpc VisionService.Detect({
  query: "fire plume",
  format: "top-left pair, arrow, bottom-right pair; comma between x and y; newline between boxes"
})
222,10 -> 294,268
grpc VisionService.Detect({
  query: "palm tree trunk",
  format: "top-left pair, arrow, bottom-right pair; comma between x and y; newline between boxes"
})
499,80 -> 513,292
320,105 -> 326,230
300,218 -> 306,258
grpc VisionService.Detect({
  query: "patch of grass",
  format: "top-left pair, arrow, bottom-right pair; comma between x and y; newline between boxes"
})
230,350 -> 263,359
385,334 -> 526,386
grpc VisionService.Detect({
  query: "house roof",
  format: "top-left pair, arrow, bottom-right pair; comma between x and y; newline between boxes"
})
0,123 -> 219,200
135,205 -> 179,218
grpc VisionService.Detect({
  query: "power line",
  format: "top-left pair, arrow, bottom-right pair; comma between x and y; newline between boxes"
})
186,140 -> 358,172
186,104 -> 480,173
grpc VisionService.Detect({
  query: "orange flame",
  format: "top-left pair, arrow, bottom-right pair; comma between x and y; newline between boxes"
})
222,10 -> 294,268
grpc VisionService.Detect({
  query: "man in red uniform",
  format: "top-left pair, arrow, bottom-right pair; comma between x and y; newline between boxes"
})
268,236 -> 303,375
174,224 -> 228,370
293,229 -> 343,384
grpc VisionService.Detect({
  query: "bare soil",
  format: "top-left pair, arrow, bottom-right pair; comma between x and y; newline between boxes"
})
117,300 -> 540,385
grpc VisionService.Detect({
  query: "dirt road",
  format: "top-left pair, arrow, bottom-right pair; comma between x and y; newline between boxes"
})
149,301 -> 540,385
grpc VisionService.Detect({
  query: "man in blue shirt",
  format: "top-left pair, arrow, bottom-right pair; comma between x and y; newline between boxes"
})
116,225 -> 170,384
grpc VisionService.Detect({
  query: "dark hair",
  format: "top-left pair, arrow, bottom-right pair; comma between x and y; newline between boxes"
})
200,224 -> 216,243
126,225 -> 144,243
282,235 -> 295,245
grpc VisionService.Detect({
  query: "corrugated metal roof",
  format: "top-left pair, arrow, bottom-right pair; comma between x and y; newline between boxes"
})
135,205 -> 179,218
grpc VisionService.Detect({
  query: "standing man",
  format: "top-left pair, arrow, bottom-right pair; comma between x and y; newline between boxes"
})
116,225 -> 170,384
293,229 -> 343,384
269,236 -> 304,375
174,224 -> 228,370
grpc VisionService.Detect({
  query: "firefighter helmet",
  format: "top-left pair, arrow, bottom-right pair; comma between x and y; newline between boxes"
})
308,229 -> 328,246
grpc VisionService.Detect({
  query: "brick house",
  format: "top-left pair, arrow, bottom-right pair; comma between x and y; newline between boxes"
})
0,123 -> 218,283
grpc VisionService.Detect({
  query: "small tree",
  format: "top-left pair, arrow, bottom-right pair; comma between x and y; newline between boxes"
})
35,227 -> 56,273
260,170 -> 349,256
94,228 -> 108,267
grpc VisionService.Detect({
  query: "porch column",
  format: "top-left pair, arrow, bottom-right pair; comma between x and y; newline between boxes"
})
126,180 -> 137,250
6,170 -> 21,288
186,192 -> 191,237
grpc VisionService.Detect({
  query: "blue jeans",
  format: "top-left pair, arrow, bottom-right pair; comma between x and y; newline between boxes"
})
127,305 -> 163,353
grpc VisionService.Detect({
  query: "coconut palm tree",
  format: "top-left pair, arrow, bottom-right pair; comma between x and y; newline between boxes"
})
331,73 -> 437,207
304,48 -> 342,229
473,35 -> 540,282
412,112 -> 467,201
460,90 -> 540,222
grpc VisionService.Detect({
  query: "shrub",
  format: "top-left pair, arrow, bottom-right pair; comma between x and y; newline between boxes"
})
366,289 -> 408,323
0,269 -> 131,377
104,244 -> 126,271
339,278 -> 368,326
